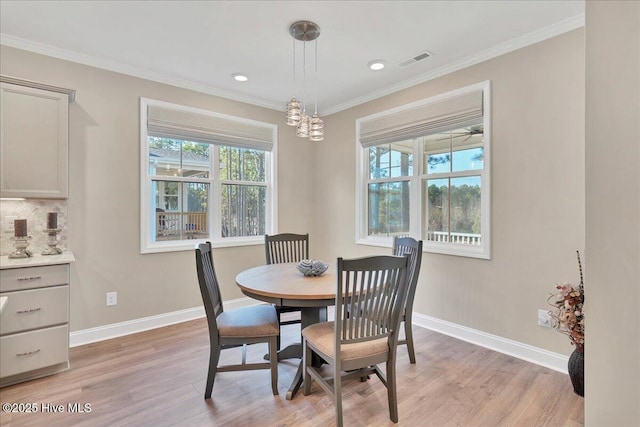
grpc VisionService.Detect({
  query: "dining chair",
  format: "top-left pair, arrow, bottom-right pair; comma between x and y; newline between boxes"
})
392,236 -> 423,364
195,242 -> 279,398
302,255 -> 410,426
264,233 -> 309,349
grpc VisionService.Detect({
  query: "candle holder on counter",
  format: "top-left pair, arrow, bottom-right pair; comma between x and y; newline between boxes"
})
9,236 -> 33,259
42,228 -> 63,255
42,213 -> 62,255
9,219 -> 32,258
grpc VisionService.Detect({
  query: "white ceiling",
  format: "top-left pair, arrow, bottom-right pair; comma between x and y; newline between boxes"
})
0,1 -> 584,115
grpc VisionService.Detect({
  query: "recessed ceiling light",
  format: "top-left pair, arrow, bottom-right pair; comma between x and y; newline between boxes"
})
367,60 -> 386,71
232,73 -> 248,82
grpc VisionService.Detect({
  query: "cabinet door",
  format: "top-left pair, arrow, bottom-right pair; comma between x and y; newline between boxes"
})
0,83 -> 69,199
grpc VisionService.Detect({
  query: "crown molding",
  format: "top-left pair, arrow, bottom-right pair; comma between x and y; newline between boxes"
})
323,13 -> 585,116
1,13 -> 584,116
0,33 -> 283,111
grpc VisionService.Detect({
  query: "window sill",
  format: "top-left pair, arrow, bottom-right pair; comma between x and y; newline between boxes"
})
422,241 -> 490,259
141,236 -> 264,254
356,236 -> 393,249
356,236 -> 490,259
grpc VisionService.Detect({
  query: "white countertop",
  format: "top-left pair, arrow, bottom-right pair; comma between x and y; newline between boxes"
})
0,252 -> 75,269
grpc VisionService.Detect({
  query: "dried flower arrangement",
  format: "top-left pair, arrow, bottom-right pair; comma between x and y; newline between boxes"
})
548,251 -> 585,352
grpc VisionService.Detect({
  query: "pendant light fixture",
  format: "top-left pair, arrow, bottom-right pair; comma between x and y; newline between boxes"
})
285,21 -> 324,141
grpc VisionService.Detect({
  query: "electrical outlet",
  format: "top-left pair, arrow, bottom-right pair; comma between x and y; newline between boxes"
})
106,292 -> 117,307
4,216 -> 18,233
538,309 -> 551,327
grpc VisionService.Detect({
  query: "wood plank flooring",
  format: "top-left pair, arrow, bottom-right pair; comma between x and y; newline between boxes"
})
0,318 -> 584,426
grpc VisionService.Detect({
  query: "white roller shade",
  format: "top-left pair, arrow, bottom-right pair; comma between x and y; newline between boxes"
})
359,89 -> 483,147
148,105 -> 275,151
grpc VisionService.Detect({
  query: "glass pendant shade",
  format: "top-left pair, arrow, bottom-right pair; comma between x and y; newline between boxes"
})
286,97 -> 302,126
309,113 -> 324,141
296,112 -> 310,137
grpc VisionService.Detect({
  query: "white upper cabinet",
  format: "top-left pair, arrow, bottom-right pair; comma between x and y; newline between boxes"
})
1,79 -> 74,199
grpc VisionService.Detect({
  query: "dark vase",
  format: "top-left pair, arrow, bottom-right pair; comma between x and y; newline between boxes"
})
568,348 -> 584,397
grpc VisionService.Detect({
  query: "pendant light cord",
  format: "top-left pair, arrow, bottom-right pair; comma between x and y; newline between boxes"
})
314,39 -> 318,115
302,39 -> 306,112
292,32 -> 296,95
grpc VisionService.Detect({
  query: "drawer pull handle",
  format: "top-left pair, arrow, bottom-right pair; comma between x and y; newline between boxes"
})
16,307 -> 42,314
16,349 -> 41,357
17,276 -> 42,282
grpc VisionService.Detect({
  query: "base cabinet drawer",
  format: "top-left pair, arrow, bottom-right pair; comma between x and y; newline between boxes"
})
0,325 -> 69,378
0,285 -> 69,335
0,264 -> 69,292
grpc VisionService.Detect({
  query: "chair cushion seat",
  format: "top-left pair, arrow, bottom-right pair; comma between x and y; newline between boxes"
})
302,321 -> 388,362
217,305 -> 279,338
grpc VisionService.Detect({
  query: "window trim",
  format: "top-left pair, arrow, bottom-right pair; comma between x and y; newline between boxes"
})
140,98 -> 278,254
355,81 -> 491,259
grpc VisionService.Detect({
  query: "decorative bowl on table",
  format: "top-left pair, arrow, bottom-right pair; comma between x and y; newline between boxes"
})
296,259 -> 329,276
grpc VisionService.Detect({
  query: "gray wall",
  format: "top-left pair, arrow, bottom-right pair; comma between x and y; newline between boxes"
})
585,2 -> 640,425
10,15 -> 639,424
1,30 -> 584,354
5,11 -> 640,422
314,29 -> 586,356
0,46 -> 317,330
2,27 -> 587,366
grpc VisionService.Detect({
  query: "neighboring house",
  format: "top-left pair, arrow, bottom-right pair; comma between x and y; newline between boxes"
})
149,146 -> 210,240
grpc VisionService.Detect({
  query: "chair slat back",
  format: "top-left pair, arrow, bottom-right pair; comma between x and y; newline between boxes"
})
195,242 -> 224,325
336,255 -> 409,345
265,233 -> 309,264
392,237 -> 423,311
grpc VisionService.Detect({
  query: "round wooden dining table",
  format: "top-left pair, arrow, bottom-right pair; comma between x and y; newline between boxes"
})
236,262 -> 335,400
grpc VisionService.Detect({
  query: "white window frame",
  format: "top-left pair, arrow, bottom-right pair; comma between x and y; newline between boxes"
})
140,98 -> 278,254
355,81 -> 491,259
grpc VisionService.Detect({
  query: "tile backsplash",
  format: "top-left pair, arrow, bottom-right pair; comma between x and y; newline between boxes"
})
0,199 -> 68,256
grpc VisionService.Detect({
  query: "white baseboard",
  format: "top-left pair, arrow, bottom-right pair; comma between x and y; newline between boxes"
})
69,297 -> 258,347
412,312 -> 568,374
70,300 -> 568,374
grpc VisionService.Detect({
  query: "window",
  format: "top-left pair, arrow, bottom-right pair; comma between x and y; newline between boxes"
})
219,146 -> 267,238
141,99 -> 277,253
367,141 -> 413,237
356,82 -> 490,259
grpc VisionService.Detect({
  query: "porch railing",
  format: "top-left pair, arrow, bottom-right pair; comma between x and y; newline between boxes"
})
426,231 -> 481,245
156,211 -> 208,238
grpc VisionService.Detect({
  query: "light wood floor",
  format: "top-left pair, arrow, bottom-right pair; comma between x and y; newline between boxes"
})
0,318 -> 584,427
